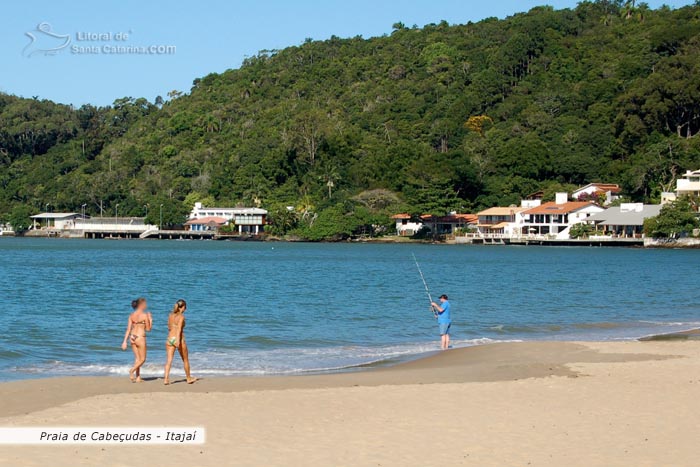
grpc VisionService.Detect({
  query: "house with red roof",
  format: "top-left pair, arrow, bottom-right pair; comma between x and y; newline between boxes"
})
391,214 -> 423,236
572,183 -> 622,205
522,193 -> 604,238
420,213 -> 478,236
184,216 -> 228,232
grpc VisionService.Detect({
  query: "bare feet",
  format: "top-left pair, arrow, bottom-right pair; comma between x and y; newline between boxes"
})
135,377 -> 144,383
163,379 -> 170,386
129,369 -> 137,383
186,377 -> 198,384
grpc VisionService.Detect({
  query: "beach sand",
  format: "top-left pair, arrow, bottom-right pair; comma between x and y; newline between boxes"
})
1,341 -> 699,466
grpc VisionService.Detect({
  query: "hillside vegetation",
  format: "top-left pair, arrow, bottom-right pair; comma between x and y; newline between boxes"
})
2,0 -> 700,237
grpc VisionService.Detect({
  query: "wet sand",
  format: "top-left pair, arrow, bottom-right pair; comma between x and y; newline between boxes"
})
1,340 -> 699,466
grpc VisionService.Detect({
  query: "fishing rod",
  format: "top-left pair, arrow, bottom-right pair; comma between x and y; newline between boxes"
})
412,253 -> 437,318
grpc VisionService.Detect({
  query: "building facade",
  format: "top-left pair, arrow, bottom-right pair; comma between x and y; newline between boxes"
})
476,207 -> 528,236
587,203 -> 662,238
521,193 -> 604,239
676,170 -> 700,198
30,213 -> 84,230
391,214 -> 423,236
572,183 -> 621,205
420,213 -> 477,236
189,203 -> 267,234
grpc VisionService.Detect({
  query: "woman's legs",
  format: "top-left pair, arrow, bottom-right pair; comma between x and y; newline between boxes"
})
129,340 -> 147,382
136,342 -> 147,382
129,343 -> 139,382
178,341 -> 197,384
164,344 -> 176,385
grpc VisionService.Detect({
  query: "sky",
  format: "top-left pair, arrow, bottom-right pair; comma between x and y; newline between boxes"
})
0,0 -> 694,107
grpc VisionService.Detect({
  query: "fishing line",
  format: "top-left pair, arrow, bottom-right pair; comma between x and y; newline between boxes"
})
412,253 -> 437,318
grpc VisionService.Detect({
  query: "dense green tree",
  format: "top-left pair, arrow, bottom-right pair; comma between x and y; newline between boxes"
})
2,3 -> 700,239
643,197 -> 700,237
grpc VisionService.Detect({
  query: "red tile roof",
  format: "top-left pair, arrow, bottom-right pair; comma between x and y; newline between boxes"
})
523,201 -> 596,215
421,213 -> 478,224
391,213 -> 411,219
185,216 -> 228,225
574,183 -> 622,195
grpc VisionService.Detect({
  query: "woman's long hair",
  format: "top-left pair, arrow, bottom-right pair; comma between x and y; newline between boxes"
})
172,299 -> 187,314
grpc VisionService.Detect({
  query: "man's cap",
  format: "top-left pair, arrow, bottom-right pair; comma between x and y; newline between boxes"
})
439,294 -> 448,299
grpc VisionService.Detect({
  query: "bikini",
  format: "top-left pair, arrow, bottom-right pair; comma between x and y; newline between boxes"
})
167,315 -> 183,347
130,319 -> 147,343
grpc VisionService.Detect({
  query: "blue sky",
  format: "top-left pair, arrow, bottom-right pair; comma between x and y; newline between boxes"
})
0,0 -> 693,106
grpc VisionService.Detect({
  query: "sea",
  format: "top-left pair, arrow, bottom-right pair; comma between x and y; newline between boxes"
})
1,238 -> 699,381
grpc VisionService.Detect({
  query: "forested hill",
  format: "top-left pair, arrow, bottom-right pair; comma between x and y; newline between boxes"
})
2,1 -> 700,237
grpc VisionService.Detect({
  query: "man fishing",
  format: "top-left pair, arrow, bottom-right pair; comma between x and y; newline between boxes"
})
431,294 -> 451,350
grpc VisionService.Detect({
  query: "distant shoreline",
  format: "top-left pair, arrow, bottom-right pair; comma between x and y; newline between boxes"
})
6,234 -> 700,248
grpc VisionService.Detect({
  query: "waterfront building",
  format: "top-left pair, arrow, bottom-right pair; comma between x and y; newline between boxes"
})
521,193 -> 604,238
476,207 -> 529,236
676,170 -> 700,198
184,216 -> 228,232
0,222 -> 13,235
587,203 -> 662,238
73,217 -> 156,233
30,212 -> 85,230
188,203 -> 267,234
391,214 -> 424,236
420,213 -> 478,236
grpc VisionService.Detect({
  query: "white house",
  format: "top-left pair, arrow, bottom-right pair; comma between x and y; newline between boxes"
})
189,203 -> 267,234
587,203 -> 662,238
571,183 -> 621,205
522,193 -> 605,239
476,199 -> 540,237
476,207 -> 528,236
74,217 -> 157,233
0,222 -> 13,235
30,212 -> 84,230
392,214 -> 423,236
676,170 -> 700,198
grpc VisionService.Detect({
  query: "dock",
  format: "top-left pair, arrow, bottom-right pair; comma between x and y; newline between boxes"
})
456,236 -> 643,247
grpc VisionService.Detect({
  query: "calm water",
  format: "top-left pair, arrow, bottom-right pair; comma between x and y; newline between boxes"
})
1,238 -> 699,381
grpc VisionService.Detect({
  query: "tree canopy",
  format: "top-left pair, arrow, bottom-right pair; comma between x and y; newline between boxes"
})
2,1 -> 700,238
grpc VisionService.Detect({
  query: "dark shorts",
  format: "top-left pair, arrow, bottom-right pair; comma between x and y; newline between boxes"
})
439,323 -> 451,335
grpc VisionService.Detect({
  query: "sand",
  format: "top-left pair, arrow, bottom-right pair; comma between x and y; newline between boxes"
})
1,341 -> 699,466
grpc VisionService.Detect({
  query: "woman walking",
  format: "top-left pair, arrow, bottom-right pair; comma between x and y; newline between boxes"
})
121,298 -> 153,382
163,299 -> 197,385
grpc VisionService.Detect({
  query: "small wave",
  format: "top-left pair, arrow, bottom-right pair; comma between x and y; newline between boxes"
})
571,322 -> 631,330
7,337 -> 513,379
488,324 -> 563,334
0,350 -> 24,360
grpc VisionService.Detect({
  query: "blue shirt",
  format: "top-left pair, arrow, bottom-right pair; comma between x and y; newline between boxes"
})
437,300 -> 451,324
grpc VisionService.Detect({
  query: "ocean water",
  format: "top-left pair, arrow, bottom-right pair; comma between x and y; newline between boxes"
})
1,238 -> 699,381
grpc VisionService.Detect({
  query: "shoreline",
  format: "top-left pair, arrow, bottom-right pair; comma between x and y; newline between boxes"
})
0,340 -> 676,418
7,234 -> 700,248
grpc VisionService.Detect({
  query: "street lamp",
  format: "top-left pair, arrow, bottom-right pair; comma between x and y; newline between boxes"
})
159,204 -> 164,230
115,204 -> 119,224
81,203 -> 87,219
144,204 -> 149,219
45,203 -> 50,229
